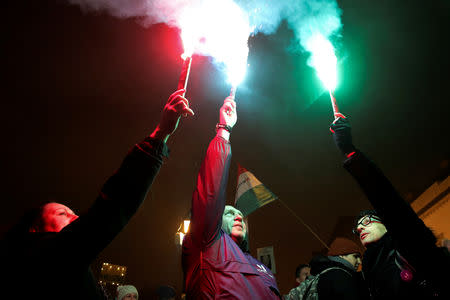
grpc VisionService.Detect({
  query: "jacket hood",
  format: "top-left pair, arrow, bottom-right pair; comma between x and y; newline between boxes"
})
309,254 -> 355,275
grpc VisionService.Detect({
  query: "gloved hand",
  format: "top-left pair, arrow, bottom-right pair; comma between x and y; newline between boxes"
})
330,117 -> 356,156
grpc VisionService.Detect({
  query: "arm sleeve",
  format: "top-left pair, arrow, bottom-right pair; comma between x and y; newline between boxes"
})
343,151 -> 437,257
53,137 -> 169,263
189,136 -> 232,247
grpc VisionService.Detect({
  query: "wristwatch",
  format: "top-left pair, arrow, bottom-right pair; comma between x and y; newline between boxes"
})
215,123 -> 232,133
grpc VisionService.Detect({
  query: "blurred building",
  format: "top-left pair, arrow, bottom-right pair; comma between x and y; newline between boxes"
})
411,176 -> 450,247
324,176 -> 449,256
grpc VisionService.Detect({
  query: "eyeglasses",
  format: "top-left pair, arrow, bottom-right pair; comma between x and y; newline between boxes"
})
352,215 -> 382,235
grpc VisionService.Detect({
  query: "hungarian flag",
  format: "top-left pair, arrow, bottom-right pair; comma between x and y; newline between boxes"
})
234,164 -> 278,216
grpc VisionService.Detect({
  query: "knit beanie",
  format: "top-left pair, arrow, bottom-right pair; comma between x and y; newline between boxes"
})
116,285 -> 138,300
327,237 -> 361,256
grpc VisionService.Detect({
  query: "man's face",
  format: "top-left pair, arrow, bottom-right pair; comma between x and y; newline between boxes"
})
32,202 -> 79,232
222,205 -> 246,244
340,253 -> 362,270
356,215 -> 387,246
296,266 -> 311,284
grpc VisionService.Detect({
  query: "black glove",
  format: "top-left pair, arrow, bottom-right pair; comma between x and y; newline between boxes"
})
330,117 -> 356,156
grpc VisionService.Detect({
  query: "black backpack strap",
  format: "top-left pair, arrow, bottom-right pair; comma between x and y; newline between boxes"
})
305,267 -> 351,296
321,266 -> 352,277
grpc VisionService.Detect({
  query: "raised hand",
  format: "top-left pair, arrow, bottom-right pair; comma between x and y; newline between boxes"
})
216,96 -> 237,141
219,96 -> 237,128
330,117 -> 356,157
151,89 -> 194,142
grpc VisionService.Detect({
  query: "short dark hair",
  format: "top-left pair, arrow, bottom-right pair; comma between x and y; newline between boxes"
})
295,264 -> 310,278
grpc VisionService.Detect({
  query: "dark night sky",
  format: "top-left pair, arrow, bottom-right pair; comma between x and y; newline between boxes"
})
3,0 -> 449,297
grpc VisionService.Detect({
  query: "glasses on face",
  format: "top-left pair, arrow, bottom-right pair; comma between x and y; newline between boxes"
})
352,215 -> 382,235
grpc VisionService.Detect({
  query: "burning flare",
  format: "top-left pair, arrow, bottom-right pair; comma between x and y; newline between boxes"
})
305,33 -> 342,118
306,33 -> 337,91
178,0 -> 251,93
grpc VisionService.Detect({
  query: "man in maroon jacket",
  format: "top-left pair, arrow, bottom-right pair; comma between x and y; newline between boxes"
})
182,97 -> 282,299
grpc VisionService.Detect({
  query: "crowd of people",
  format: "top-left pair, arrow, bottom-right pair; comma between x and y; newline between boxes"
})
1,89 -> 449,299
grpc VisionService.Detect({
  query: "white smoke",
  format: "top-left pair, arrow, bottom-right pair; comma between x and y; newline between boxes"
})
236,0 -> 342,55
68,0 -> 342,46
67,0 -> 201,27
68,0 -> 342,80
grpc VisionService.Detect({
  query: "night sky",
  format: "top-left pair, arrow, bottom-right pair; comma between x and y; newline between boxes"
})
3,0 -> 449,297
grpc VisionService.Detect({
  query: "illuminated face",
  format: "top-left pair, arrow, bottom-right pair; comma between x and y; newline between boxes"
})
356,215 -> 387,246
296,266 -> 311,284
340,253 -> 362,270
122,293 -> 138,300
31,202 -> 79,233
222,205 -> 246,244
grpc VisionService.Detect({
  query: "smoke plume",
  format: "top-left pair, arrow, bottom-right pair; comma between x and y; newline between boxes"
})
236,0 -> 342,61
67,0 -> 200,27
68,0 -> 342,75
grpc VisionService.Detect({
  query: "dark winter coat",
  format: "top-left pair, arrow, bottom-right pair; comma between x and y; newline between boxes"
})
311,255 -> 365,300
1,137 -> 168,300
182,136 -> 281,300
344,151 -> 450,299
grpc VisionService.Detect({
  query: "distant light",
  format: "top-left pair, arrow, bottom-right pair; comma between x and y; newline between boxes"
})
183,220 -> 190,234
178,232 -> 185,246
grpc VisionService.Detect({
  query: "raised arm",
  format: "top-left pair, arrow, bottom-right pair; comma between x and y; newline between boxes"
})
330,117 -> 436,253
189,97 -> 236,247
59,89 -> 194,261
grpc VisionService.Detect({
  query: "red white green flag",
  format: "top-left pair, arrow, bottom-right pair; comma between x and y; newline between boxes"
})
234,164 -> 278,216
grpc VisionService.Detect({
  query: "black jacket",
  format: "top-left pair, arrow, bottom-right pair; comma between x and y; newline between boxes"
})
1,137 -> 168,299
344,151 -> 450,299
309,255 -> 365,300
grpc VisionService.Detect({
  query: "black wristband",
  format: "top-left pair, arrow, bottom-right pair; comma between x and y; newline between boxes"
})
215,123 -> 232,133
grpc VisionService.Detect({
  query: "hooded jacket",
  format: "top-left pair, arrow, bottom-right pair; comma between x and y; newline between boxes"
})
297,255 -> 364,300
182,136 -> 281,300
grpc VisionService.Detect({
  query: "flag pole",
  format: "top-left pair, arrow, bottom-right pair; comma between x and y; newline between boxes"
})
277,198 -> 330,250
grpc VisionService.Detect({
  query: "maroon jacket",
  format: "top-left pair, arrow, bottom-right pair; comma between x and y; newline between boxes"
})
182,136 -> 281,299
